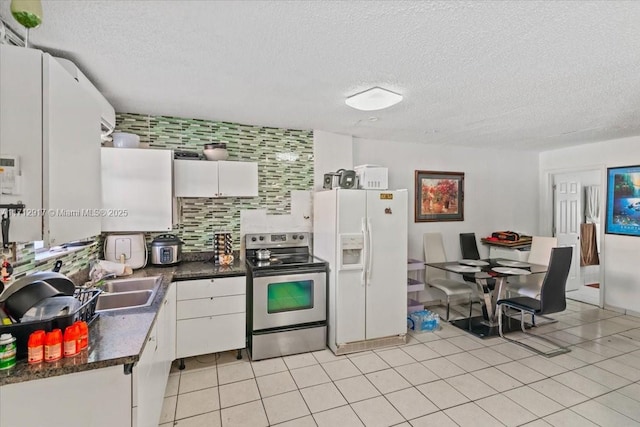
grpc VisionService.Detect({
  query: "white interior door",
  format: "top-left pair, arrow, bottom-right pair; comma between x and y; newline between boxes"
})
365,190 -> 408,340
554,175 -> 581,291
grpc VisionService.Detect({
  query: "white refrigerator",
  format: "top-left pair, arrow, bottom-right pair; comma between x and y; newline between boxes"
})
314,189 -> 408,354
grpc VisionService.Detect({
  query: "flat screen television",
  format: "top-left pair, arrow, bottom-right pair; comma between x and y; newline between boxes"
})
606,165 -> 640,236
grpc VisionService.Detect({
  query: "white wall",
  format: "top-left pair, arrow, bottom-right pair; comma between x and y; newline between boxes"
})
353,138 -> 540,263
539,135 -> 640,314
313,130 -> 353,191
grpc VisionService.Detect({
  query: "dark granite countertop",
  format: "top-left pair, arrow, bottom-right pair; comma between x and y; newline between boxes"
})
0,258 -> 247,386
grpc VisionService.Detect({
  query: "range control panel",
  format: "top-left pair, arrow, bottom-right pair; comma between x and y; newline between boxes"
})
245,232 -> 310,250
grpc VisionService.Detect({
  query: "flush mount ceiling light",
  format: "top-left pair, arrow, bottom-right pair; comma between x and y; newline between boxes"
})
345,87 -> 403,111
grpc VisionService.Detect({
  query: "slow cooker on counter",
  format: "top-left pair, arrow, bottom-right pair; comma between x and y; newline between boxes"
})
150,234 -> 183,266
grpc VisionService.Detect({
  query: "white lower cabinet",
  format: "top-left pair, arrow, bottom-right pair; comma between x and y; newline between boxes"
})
176,276 -> 246,359
0,365 -> 131,427
133,283 -> 176,427
0,276 -> 244,427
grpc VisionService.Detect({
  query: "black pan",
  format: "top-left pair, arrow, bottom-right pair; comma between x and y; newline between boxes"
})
1,280 -> 64,321
0,271 -> 75,319
13,271 -> 75,296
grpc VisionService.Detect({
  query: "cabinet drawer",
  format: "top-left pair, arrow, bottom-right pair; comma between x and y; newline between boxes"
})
177,295 -> 245,320
176,312 -> 245,359
177,276 -> 245,300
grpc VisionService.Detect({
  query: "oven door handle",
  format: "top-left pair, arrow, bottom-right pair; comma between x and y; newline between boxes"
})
251,266 -> 327,278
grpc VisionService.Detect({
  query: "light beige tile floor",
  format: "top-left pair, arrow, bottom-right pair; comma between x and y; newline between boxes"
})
159,300 -> 640,426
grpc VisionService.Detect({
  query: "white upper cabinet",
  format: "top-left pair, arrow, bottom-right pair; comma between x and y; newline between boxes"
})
101,147 -> 173,232
0,46 -> 103,246
218,161 -> 258,197
0,45 -> 43,243
43,53 -> 102,246
174,159 -> 219,198
174,160 -> 258,198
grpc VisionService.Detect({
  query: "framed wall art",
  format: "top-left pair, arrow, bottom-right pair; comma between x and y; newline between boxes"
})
605,164 -> 640,237
415,170 -> 464,222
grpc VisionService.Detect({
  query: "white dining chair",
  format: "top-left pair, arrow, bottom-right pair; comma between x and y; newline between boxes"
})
424,232 -> 475,321
506,236 -> 557,298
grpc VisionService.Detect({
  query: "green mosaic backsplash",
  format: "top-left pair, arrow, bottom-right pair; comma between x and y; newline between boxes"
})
115,113 -> 314,252
11,239 -> 101,281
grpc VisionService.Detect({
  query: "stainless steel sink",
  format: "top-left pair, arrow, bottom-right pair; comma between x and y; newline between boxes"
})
102,276 -> 162,293
96,290 -> 154,311
96,276 -> 162,312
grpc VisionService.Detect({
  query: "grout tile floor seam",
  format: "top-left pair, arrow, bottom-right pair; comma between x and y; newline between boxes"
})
159,301 -> 640,426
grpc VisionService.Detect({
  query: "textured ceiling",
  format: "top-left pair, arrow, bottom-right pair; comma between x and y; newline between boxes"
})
2,0 -> 640,151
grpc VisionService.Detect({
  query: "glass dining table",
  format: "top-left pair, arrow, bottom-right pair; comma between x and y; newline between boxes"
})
424,258 -> 548,338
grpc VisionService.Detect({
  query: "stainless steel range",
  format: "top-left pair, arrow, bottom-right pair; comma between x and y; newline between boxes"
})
245,232 -> 328,361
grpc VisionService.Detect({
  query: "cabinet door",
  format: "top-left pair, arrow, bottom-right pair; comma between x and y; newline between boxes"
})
101,147 -> 173,231
176,277 -> 246,300
174,159 -> 219,197
134,320 -> 167,427
176,312 -> 245,358
177,294 -> 245,320
0,45 -> 43,242
43,54 -> 102,245
161,283 -> 176,367
1,365 -> 131,427
218,161 -> 258,197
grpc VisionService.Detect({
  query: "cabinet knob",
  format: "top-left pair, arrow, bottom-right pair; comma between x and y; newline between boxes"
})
210,279 -> 215,283
210,297 -> 213,300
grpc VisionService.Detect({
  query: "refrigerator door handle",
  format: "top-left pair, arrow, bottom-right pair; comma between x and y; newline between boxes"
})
361,218 -> 367,286
366,218 -> 373,285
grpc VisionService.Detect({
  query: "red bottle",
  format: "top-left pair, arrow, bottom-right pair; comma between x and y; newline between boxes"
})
63,325 -> 80,357
27,330 -> 46,364
74,320 -> 89,350
44,329 -> 62,362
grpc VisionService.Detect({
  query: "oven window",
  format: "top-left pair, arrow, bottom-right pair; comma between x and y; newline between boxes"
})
267,280 -> 314,313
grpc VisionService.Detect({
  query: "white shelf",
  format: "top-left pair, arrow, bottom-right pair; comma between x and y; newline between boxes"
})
407,258 -> 424,271
408,278 -> 425,292
408,298 -> 423,313
407,259 -> 425,314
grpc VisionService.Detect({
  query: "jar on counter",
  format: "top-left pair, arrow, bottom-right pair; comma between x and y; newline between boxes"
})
0,333 -> 17,370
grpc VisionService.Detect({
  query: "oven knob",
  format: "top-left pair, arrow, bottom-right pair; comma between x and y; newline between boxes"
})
259,236 -> 265,241
251,237 -> 257,242
299,235 -> 304,240
292,235 -> 297,239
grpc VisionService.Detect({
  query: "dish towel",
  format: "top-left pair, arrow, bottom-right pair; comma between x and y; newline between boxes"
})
580,223 -> 599,266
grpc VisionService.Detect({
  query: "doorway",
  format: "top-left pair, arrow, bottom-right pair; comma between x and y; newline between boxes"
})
552,170 -> 602,306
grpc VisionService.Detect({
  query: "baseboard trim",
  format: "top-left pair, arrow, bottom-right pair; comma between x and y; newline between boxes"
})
335,335 -> 406,355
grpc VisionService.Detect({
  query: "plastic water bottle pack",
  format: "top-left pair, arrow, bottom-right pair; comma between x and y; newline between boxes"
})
407,309 -> 440,332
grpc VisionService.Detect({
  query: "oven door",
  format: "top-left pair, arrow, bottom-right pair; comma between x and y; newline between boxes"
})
252,268 -> 326,331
